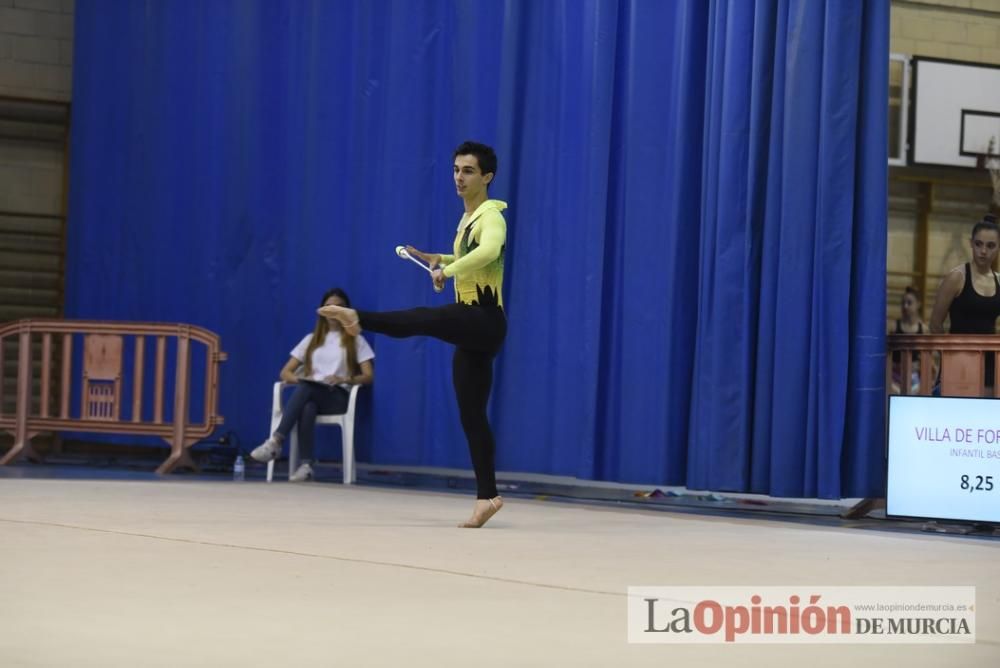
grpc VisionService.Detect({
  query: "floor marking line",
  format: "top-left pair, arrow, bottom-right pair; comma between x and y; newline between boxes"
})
0,516 -> 621,598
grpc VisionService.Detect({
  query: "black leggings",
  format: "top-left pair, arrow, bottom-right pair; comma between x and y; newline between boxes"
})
358,303 -> 506,499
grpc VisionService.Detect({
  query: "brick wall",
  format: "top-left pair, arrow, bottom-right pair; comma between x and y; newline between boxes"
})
0,0 -> 72,332
0,0 -> 72,213
892,0 -> 1000,65
0,0 -> 73,101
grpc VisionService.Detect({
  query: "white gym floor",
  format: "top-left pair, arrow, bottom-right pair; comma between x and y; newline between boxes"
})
0,476 -> 997,667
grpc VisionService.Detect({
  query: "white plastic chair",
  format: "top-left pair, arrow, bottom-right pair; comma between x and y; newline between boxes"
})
265,381 -> 362,484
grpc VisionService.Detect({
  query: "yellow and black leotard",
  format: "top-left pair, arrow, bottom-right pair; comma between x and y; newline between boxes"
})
354,197 -> 508,501
440,199 -> 507,309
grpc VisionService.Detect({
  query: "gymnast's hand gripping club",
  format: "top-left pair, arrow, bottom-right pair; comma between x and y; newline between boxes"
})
395,245 -> 444,292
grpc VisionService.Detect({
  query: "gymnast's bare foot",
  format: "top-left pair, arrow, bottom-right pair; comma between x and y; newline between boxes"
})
459,496 -> 503,528
317,304 -> 360,336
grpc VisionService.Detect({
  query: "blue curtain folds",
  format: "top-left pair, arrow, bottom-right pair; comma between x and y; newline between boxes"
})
67,0 -> 888,498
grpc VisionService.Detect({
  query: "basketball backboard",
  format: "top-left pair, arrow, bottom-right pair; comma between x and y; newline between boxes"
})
911,57 -> 1000,168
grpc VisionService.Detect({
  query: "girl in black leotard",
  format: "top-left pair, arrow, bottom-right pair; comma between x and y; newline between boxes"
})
929,218 -> 1000,389
891,286 -> 926,393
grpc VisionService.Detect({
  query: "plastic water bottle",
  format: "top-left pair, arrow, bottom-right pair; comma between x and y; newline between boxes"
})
233,454 -> 245,481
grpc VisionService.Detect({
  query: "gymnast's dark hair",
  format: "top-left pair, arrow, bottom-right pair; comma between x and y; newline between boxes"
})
453,141 -> 497,181
971,215 -> 999,239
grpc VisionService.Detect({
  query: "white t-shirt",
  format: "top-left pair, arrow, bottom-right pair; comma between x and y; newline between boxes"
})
291,332 -> 375,383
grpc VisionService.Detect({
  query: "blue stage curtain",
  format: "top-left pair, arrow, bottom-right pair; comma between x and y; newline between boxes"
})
67,0 -> 887,498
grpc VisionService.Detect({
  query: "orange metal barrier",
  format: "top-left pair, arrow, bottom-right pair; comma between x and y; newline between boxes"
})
886,333 -> 1000,398
0,319 -> 227,473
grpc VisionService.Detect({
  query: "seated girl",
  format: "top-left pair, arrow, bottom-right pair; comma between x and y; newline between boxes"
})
251,288 -> 374,481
